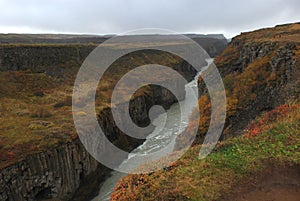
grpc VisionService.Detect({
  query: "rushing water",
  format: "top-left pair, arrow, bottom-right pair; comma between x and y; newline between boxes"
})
91,60 -> 212,201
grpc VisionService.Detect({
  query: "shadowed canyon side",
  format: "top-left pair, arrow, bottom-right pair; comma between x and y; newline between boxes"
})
0,35 -> 227,201
0,139 -> 100,201
110,23 -> 300,201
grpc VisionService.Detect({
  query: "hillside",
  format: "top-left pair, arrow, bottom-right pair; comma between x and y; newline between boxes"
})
178,22 -> 300,146
111,23 -> 300,200
111,104 -> 300,201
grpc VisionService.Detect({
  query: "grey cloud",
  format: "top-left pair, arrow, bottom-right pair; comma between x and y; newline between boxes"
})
0,0 -> 299,37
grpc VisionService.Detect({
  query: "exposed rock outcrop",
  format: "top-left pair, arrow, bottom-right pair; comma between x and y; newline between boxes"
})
0,140 -> 99,201
0,45 -> 93,74
176,23 -> 300,148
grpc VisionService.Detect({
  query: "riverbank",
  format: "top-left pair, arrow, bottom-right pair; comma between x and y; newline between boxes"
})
111,104 -> 300,201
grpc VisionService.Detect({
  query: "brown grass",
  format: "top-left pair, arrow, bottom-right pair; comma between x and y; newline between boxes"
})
0,49 -> 185,169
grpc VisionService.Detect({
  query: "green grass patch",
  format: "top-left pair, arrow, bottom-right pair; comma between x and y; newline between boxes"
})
111,104 -> 300,201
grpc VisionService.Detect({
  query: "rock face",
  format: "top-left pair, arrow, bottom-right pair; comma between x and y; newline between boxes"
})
218,40 -> 299,109
175,23 -> 300,149
0,45 -> 93,74
0,141 -> 99,201
197,23 -> 300,139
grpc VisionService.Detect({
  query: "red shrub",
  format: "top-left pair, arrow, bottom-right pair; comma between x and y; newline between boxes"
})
245,104 -> 299,137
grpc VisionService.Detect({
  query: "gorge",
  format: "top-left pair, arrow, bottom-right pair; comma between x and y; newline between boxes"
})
2,22 -> 299,201
0,34 -> 226,201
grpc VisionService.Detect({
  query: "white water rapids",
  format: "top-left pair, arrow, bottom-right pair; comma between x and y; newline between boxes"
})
91,59 -> 212,201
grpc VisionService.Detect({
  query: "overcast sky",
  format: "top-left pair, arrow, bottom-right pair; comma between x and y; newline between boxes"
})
0,0 -> 299,38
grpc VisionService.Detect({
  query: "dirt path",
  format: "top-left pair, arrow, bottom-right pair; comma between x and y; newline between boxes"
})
220,164 -> 300,201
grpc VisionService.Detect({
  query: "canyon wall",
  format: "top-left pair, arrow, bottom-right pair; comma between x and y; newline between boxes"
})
179,23 -> 300,147
0,140 -> 99,201
215,40 -> 299,134
0,45 -> 93,74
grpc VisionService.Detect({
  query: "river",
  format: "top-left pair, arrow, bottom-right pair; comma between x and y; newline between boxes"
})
91,59 -> 212,201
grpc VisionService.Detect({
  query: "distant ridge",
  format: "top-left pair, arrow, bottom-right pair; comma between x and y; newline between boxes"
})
0,33 -> 228,57
0,33 -> 227,44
